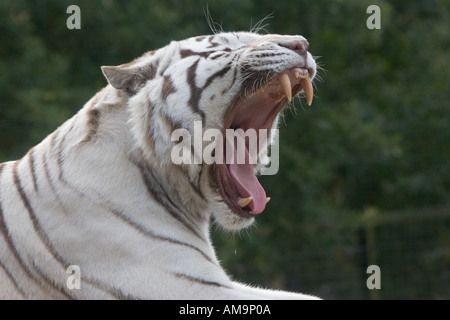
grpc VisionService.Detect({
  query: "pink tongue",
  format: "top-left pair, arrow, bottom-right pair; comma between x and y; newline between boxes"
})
226,133 -> 267,214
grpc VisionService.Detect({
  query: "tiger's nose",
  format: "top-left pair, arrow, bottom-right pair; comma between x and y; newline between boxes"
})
278,39 -> 309,56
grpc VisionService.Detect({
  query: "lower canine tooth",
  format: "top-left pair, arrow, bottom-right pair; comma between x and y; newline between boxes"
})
266,197 -> 271,204
238,196 -> 253,208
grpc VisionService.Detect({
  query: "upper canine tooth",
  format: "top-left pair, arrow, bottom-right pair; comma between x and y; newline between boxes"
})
300,76 -> 313,106
279,72 -> 292,102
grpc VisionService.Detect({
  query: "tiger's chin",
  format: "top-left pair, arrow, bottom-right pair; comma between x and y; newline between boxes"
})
212,205 -> 255,231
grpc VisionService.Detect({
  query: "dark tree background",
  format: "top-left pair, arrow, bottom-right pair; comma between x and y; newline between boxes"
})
1,0 -> 449,299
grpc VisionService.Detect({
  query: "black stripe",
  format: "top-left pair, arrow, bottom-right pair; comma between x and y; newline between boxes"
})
208,163 -> 219,191
12,161 -> 68,265
160,75 -> 176,103
52,120 -> 76,182
180,49 -> 214,59
249,51 -> 286,59
0,163 -> 28,301
12,160 -> 75,298
145,99 -> 156,153
207,35 -> 220,48
51,129 -> 64,179
203,64 -> 232,89
0,258 -> 26,298
195,164 -> 205,197
227,64 -> 239,94
81,108 -> 101,143
29,260 -> 73,299
42,152 -> 58,196
0,162 -> 62,298
172,272 -> 230,289
174,164 -> 206,203
0,163 -> 34,293
131,155 -> 207,240
158,108 -> 183,133
187,59 -> 233,126
42,152 -> 69,216
195,36 -> 206,42
156,111 -> 206,201
108,203 -> 214,265
210,52 -> 228,60
27,148 -> 39,193
186,59 -> 207,124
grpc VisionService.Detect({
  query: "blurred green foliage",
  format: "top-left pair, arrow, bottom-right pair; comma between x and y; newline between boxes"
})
1,0 -> 449,299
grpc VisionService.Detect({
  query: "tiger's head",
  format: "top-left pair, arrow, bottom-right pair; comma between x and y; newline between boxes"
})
102,32 -> 317,230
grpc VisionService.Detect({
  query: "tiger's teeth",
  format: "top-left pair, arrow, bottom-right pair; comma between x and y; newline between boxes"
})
294,71 -> 308,79
279,72 -> 292,102
238,196 -> 253,208
300,76 -> 313,106
266,197 -> 271,204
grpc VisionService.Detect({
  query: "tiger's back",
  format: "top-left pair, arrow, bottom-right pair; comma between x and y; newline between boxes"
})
0,31 -> 319,299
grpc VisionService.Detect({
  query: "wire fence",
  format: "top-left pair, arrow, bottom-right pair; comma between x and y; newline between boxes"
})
289,206 -> 450,299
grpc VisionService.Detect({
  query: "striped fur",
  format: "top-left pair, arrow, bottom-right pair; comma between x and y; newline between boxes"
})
0,32 -> 318,299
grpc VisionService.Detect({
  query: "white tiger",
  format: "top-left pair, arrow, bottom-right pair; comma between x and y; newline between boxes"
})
0,31 -> 319,299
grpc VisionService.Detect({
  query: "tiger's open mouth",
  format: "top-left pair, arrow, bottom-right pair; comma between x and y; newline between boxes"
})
216,67 -> 314,218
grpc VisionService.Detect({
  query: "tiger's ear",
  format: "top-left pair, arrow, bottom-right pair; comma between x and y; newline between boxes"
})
101,61 -> 157,95
102,65 -> 135,93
